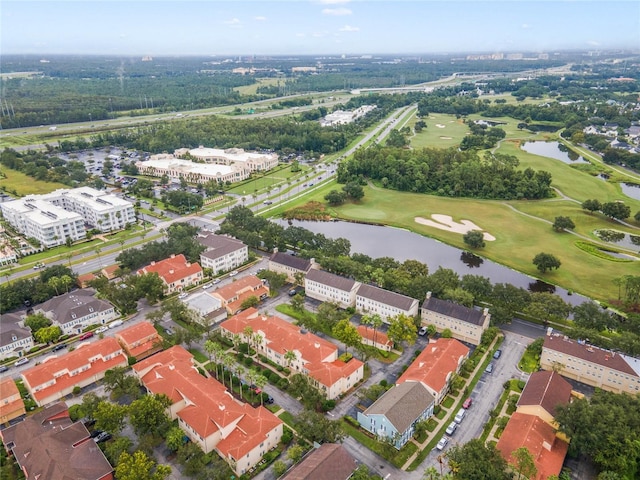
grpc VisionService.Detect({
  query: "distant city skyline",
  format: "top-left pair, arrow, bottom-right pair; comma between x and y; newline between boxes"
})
2,1 -> 638,57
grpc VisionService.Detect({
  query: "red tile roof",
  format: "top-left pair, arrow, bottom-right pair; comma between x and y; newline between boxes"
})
133,346 -> 282,461
212,276 -> 268,303
307,358 -> 364,388
543,334 -> 637,376
138,254 -> 202,285
115,321 -> 163,359
0,378 -> 24,421
518,371 -> 573,417
497,413 -> 569,480
101,264 -> 120,279
21,337 -> 127,404
396,338 -> 470,393
76,273 -> 97,287
357,325 -> 392,348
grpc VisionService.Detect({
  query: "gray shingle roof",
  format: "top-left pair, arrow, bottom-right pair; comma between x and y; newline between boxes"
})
198,233 -> 246,259
36,289 -> 114,326
364,382 -> 435,433
422,295 -> 487,326
269,251 -> 311,272
306,269 -> 357,291
357,284 -> 417,311
0,313 -> 31,347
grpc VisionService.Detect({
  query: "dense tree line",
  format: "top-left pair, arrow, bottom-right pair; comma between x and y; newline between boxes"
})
1,265 -> 77,313
115,223 -> 204,271
0,148 -> 90,188
337,146 -> 553,200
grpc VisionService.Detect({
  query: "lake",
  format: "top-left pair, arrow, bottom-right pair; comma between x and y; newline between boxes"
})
521,141 -> 588,164
277,219 -> 589,306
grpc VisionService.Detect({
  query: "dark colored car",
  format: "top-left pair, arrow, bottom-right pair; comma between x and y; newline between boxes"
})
0,365 -> 9,373
52,344 -> 67,352
94,432 -> 112,443
90,430 -> 104,438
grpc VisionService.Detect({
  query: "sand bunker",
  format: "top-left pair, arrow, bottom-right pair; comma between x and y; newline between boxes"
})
415,214 -> 496,241
439,136 -> 452,140
435,124 -> 446,128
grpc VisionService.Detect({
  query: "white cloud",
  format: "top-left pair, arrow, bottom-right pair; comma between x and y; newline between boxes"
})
322,7 -> 352,16
587,40 -> 601,46
339,25 -> 359,32
318,0 -> 351,4
521,23 -> 530,29
254,16 -> 267,21
224,18 -> 241,25
296,33 -> 306,38
312,32 -> 326,38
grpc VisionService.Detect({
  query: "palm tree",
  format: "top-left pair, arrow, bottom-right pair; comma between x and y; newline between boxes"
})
237,366 -> 245,400
119,239 -> 126,254
371,314 -> 383,346
221,353 -> 233,389
254,374 -> 268,406
94,246 -> 102,265
284,350 -> 296,370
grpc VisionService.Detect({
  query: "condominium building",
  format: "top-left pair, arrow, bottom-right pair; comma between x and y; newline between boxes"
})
355,284 -> 419,322
137,254 -> 203,294
197,233 -> 248,274
540,330 -> 640,394
0,187 -> 135,247
179,146 -> 279,172
421,292 -> 491,345
268,249 -> 315,283
0,313 -> 34,361
0,378 -> 26,424
304,269 -> 360,309
137,155 -> 248,184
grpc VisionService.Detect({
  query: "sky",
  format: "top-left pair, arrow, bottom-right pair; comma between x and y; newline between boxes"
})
2,0 -> 639,57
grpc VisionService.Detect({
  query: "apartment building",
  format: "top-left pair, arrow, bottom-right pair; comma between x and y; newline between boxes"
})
137,254 -> 203,294
209,276 -> 269,315
0,378 -> 26,424
0,313 -> 34,361
137,155 -> 248,184
198,233 -> 248,274
540,331 -> 640,394
35,289 -> 117,336
179,146 -> 279,172
220,309 -> 364,400
304,269 -> 360,309
133,346 -> 283,477
421,292 -> 491,345
268,250 -> 315,283
356,284 -> 419,322
114,321 -> 163,361
21,337 -> 128,406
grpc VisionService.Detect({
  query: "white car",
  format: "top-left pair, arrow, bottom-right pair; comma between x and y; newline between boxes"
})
14,357 -> 30,367
95,326 -> 108,334
229,270 -> 239,277
212,278 -> 221,284
436,436 -> 449,451
178,292 -> 188,299
108,320 -> 123,329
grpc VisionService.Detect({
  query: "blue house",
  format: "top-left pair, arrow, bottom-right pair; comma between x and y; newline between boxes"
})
357,382 -> 435,449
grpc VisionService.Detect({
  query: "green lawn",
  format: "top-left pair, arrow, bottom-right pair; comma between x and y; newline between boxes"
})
0,167 -> 68,195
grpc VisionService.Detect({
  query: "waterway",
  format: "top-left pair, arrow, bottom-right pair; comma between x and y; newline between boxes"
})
277,219 -> 589,306
521,141 -> 588,164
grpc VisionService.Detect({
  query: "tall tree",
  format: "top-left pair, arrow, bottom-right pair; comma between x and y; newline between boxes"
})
115,451 -> 171,480
532,252 -> 561,274
511,447 -> 537,480
446,439 -> 511,480
387,314 -> 418,347
332,318 -> 362,353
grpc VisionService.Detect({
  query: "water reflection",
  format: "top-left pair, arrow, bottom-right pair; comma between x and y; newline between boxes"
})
521,141 -> 588,164
594,229 -> 640,250
460,251 -> 484,268
620,183 -> 640,201
529,280 -> 556,294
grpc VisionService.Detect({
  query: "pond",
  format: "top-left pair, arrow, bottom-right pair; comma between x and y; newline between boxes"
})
276,219 -> 589,306
521,141 -> 588,164
620,183 -> 640,201
594,229 -> 640,251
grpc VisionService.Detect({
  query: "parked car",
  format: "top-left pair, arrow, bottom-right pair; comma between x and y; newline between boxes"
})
95,326 -> 108,334
485,362 -> 494,374
418,326 -> 428,336
0,365 -> 9,373
493,349 -> 502,359
436,436 -> 449,451
202,283 -> 212,289
89,430 -> 104,438
108,320 -> 123,329
94,432 -> 112,443
445,421 -> 458,435
51,343 -> 67,352
79,332 -> 94,341
212,278 -> 221,285
14,357 -> 29,367
263,200 -> 273,205
463,397 -> 473,409
164,327 -> 174,335
265,395 -> 274,404
229,270 -> 239,277
178,292 -> 188,299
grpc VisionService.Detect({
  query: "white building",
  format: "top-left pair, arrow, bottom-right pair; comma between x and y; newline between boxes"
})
197,233 -> 248,274
0,313 -> 34,361
356,284 -> 419,322
178,146 -> 279,172
137,155 -> 248,185
0,187 -> 135,247
304,269 -> 360,309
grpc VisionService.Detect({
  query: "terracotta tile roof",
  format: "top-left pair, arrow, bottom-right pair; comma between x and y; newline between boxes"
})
357,325 -> 392,348
282,443 -> 357,480
0,402 -> 113,480
269,251 -> 311,272
101,264 -> 120,279
307,357 -> 364,388
357,284 -> 418,311
518,371 -> 573,417
497,413 -> 568,480
305,269 -> 357,291
422,293 -> 488,326
76,272 -> 97,287
396,338 -> 470,393
115,321 -> 163,359
363,382 -> 435,433
134,346 -> 282,461
212,276 -> 268,303
138,254 -> 202,285
543,334 -> 637,376
0,378 -> 24,420
220,309 -> 337,365
21,337 -> 127,404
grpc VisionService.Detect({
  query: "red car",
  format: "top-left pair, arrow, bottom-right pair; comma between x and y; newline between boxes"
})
79,332 -> 94,341
463,398 -> 473,409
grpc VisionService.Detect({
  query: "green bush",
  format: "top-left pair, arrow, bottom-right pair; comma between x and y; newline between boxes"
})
322,400 -> 336,411
344,415 -> 360,427
281,427 -> 294,445
276,365 -> 284,372
283,367 -> 291,375
72,386 -> 81,395
278,378 -> 289,389
379,379 -> 388,387
127,356 -> 137,366
243,357 -> 253,367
